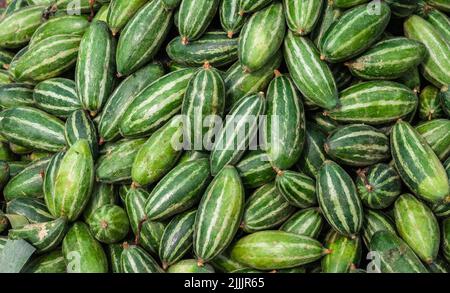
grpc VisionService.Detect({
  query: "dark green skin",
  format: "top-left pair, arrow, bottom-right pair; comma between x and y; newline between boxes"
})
433,157 -> 450,218
167,32 -> 238,67
280,208 -> 323,239
276,171 -> 317,208
0,83 -> 34,109
6,198 -> 55,223
416,119 -> 450,160
0,49 -> 14,69
385,0 -> 419,17
331,0 -> 369,8
107,0 -> 148,35
370,231 -> 428,273
418,85 -> 443,120
63,222 -> 108,273
0,142 -> 15,161
82,183 -> 117,221
121,244 -> 164,273
22,250 -> 67,273
322,230 -> 361,273
397,66 -> 421,93
297,123 -> 328,179
87,204 -> 130,244
236,150 -> 276,188
108,243 -> 124,273
65,110 -> 99,158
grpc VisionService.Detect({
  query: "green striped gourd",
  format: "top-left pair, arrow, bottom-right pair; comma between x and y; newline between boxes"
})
0,50 -> 14,68
356,163 -> 402,209
0,142 -> 15,161
297,123 -> 328,178
280,208 -> 323,239
2,0 -> 28,16
116,0 -> 172,76
404,15 -> 450,88
9,217 -> 67,253
5,161 -> 29,177
7,46 -> 28,77
53,140 -> 94,221
265,74 -> 305,170
241,183 -> 295,233
182,63 -> 225,151
131,116 -> 183,186
370,231 -> 428,273
275,170 -> 317,208
239,0 -> 273,14
76,20 -> 115,115
194,166 -> 244,263
324,124 -> 390,167
284,32 -> 338,109
55,0 -> 102,13
33,78 -> 81,118
87,204 -> 129,244
11,35 -> 81,82
427,0 -> 450,12
283,0 -> 323,36
308,112 -> 340,134
224,51 -> 281,108
319,2 -> 391,62
29,15 -> 89,47
0,5 -> 46,49
426,257 -> 450,273
125,187 -> 165,254
394,193 -> 440,263
108,243 -> 123,273
418,85 -> 444,120
345,38 -> 426,80
167,32 -> 238,67
236,150 -> 276,188
317,160 -> 364,237
322,230 -> 361,273
210,93 -> 266,176
177,0 -> 220,44
362,209 -> 396,248
416,119 -> 450,160
220,0 -> 245,38
96,138 -> 146,183
65,110 -> 99,158
119,68 -> 195,138
443,218 -> 450,263
22,250 -> 66,273
159,209 -> 196,269
419,5 -> 450,41
385,0 -> 419,17
121,243 -> 164,273
0,83 -> 34,108
145,158 -> 211,220
167,259 -> 215,273
82,183 -> 117,221
6,198 -> 54,223
441,86 -> 450,116
209,251 -> 247,272
238,3 -> 285,72
107,0 -> 148,35
326,81 -> 418,125
332,65 -> 353,90
63,222 -> 108,273
98,62 -> 165,142
43,152 -> 64,216
391,120 -> 449,203
231,230 -> 328,270
3,157 -> 49,201
162,0 -> 181,9
330,0 -> 369,8
311,3 -> 342,48
0,70 -> 10,84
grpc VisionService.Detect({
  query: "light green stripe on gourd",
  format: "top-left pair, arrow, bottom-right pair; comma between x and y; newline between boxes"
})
362,209 -> 396,248
43,152 -> 64,217
239,0 -> 273,14
131,115 -> 183,186
283,0 -> 323,36
107,0 -> 148,36
322,230 -> 361,273
0,83 -> 34,108
311,2 -> 342,48
420,5 -> 450,41
404,15 -> 450,88
116,0 -> 172,76
418,85 -> 444,120
416,119 -> 450,160
53,139 -> 94,222
394,193 -> 440,264
297,123 -> 328,178
236,150 -> 276,189
98,62 -> 165,142
194,166 -> 244,263
6,197 -> 54,223
238,3 -> 285,73
76,20 -> 116,115
220,0 -> 245,38
265,73 -> 305,170
426,0 -> 450,12
242,182 -> 295,233
87,204 -> 130,244
82,183 -> 117,221
22,250 -> 66,273
391,120 -> 449,203
280,208 -> 323,239
284,32 -> 338,109
64,110 -> 99,158
177,0 -> 220,44
316,160 -> 363,237
275,170 -> 316,208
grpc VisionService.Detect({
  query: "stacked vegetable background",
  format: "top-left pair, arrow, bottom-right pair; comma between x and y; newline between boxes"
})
0,0 -> 450,273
